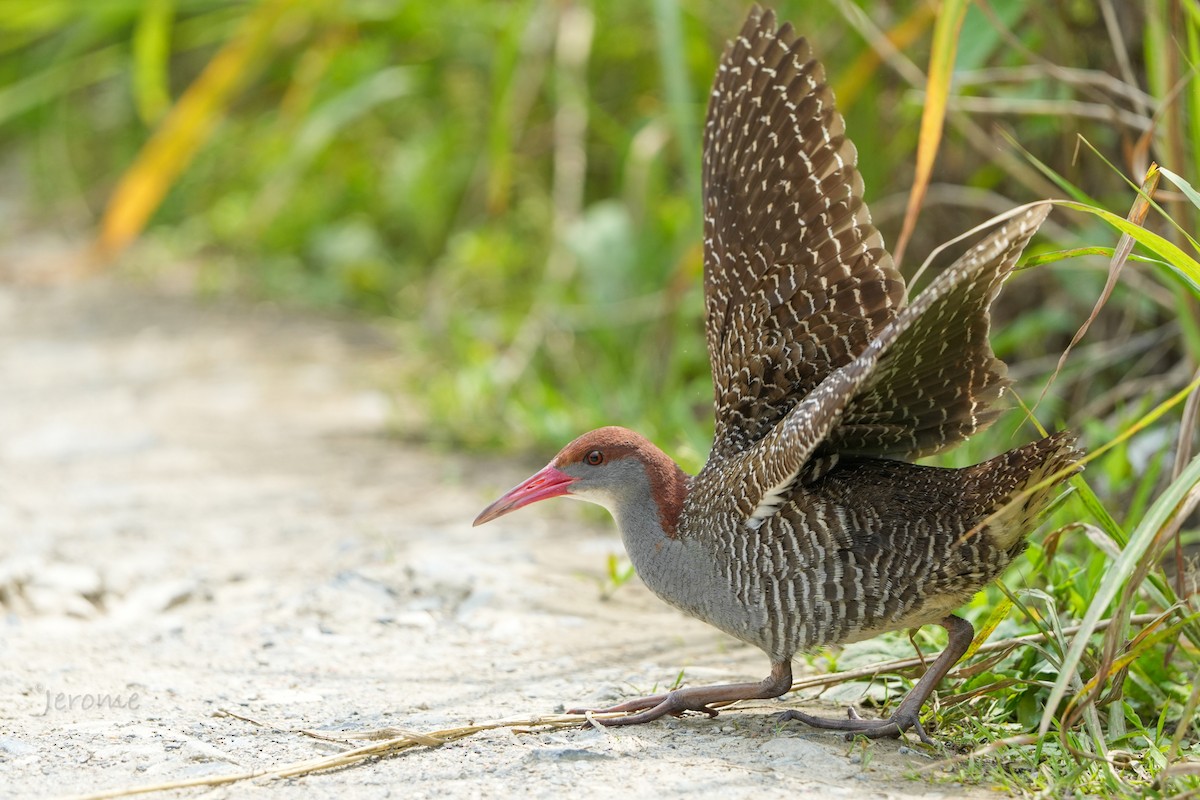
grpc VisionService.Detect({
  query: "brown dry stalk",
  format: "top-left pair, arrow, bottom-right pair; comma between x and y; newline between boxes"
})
61,713 -> 620,800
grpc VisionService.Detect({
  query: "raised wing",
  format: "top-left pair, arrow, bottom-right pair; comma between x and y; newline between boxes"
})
695,206 -> 1051,526
821,210 -> 1049,460
703,6 -> 905,455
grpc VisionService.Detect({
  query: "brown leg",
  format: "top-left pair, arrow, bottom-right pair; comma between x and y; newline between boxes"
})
568,661 -> 793,727
779,615 -> 973,745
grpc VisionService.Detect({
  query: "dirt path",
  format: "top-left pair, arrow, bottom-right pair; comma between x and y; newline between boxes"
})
0,278 -> 996,799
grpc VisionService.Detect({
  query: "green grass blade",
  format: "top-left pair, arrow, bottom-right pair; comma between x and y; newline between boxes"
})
893,0 -> 967,266
1021,248 -> 1185,275
1038,452 -> 1200,738
1057,200 -> 1200,295
966,592 -> 1014,660
1000,130 -> 1098,205
1159,166 -> 1200,211
132,0 -> 173,124
651,0 -> 699,206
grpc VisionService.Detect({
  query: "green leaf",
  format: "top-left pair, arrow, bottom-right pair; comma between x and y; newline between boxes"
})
1038,452 -> 1200,738
965,593 -> 1013,660
1158,166 -> 1200,211
1057,200 -> 1200,295
133,0 -> 174,124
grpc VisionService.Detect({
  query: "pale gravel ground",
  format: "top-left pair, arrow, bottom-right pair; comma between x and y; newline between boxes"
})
0,274 -> 1001,799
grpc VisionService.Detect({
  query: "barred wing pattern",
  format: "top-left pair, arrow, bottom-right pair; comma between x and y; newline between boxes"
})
683,206 -> 1051,529
821,215 -> 1040,460
703,6 -> 1033,469
702,7 -> 904,456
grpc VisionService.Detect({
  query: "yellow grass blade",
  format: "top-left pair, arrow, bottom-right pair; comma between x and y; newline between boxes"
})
892,0 -> 968,267
833,3 -> 936,110
1035,166 -> 1161,411
96,0 -> 294,260
964,593 -> 1014,660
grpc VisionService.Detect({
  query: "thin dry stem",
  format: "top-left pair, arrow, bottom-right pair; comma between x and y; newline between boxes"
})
61,712 -> 627,800
940,94 -> 1151,132
954,65 -> 1156,110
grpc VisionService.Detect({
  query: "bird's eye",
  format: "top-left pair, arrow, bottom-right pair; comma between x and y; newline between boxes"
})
585,450 -> 604,466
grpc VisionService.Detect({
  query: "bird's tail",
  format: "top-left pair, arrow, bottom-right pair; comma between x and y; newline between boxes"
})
966,430 -> 1082,551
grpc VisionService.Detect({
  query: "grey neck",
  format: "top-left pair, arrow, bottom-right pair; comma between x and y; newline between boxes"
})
588,460 -> 767,655
602,471 -> 720,624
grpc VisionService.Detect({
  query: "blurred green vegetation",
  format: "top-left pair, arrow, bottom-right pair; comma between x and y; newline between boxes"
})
3,0 -> 1200,794
5,0 -> 1192,457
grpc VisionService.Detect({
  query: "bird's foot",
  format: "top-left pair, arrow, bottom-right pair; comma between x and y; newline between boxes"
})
778,706 -> 934,746
778,616 -> 974,747
565,664 -> 793,728
567,689 -> 724,727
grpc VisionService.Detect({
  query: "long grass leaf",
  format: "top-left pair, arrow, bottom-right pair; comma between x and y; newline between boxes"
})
999,129 -> 1098,205
1159,166 -> 1200,211
1071,476 -> 1126,547
1021,248 -> 1178,271
132,0 -> 174,124
1036,168 -> 1160,410
96,0 -> 294,260
893,0 -> 968,266
1038,453 -> 1200,738
1057,200 -> 1200,295
965,593 -> 1013,660
651,0 -> 699,206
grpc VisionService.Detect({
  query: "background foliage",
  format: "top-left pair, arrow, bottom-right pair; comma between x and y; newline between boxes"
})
3,0 -> 1199,795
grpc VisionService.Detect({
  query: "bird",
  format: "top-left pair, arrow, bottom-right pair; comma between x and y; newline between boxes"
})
473,5 -> 1078,743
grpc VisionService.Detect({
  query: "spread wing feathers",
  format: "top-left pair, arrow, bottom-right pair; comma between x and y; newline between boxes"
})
703,6 -> 905,455
820,205 -> 1051,460
694,206 -> 1050,526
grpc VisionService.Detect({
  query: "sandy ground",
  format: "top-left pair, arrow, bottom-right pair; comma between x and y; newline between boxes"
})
0,275 -> 1001,799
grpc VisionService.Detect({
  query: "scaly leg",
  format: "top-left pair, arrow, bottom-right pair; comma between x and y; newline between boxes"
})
779,615 -> 973,745
568,661 -> 793,727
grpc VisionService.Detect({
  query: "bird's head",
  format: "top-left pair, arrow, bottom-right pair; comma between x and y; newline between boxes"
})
472,426 -> 689,536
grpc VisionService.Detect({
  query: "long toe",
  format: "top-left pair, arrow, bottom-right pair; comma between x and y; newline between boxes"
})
778,707 -> 933,745
568,688 -> 732,727
566,692 -> 671,716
